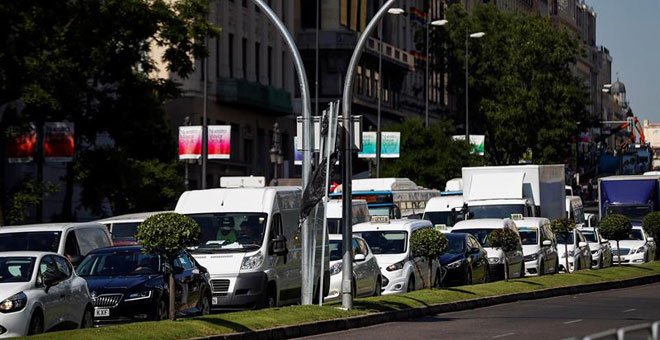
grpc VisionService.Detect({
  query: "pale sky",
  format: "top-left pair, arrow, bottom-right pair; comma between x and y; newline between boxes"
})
585,0 -> 660,122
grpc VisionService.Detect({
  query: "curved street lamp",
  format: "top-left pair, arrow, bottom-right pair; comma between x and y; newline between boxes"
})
465,31 -> 485,140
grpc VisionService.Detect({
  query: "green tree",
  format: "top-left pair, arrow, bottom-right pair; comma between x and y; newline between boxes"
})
642,212 -> 660,261
488,227 -> 520,281
599,214 -> 632,266
0,0 -> 218,221
136,212 -> 200,320
5,178 -> 59,225
381,117 -> 479,190
432,4 -> 590,165
410,228 -> 448,289
551,218 -> 576,272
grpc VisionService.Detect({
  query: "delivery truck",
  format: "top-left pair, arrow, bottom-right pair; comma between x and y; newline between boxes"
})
598,175 -> 660,227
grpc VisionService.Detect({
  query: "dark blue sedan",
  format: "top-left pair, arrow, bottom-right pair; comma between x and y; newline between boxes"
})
439,233 -> 490,286
76,246 -> 211,324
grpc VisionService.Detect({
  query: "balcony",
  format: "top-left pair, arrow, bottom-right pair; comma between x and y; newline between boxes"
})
217,78 -> 292,115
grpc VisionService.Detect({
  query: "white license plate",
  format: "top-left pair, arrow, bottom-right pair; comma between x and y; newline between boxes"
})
94,308 -> 110,317
212,297 -> 218,305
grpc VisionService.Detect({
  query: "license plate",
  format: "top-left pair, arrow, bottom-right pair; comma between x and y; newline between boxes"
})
94,308 -> 110,317
212,297 -> 218,305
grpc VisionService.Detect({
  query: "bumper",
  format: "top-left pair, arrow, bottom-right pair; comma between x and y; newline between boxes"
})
324,274 -> 342,301
591,252 -> 601,268
93,297 -> 160,325
488,263 -> 505,280
441,265 -> 468,285
210,272 -> 268,309
614,252 -> 646,265
559,257 -> 575,272
381,271 -> 406,295
524,260 -> 538,276
0,310 -> 30,338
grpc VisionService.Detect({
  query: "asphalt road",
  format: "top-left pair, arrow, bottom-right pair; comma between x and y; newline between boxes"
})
302,282 -> 660,340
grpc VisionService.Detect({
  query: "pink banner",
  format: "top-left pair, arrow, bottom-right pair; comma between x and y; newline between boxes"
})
208,125 -> 231,159
178,126 -> 202,160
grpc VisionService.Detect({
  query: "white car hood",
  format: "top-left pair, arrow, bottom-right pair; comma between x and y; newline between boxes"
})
192,252 -> 246,275
0,282 -> 31,300
483,247 -> 504,260
610,240 -> 645,250
556,244 -> 576,257
374,254 -> 407,270
522,245 -> 540,257
588,242 -> 601,251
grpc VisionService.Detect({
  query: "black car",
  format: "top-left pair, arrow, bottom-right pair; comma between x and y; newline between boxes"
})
439,233 -> 490,286
76,246 -> 211,324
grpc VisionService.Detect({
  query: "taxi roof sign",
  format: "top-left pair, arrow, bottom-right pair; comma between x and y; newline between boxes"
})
371,215 -> 390,224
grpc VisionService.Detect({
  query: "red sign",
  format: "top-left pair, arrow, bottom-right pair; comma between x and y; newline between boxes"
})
6,125 -> 36,163
44,122 -> 75,162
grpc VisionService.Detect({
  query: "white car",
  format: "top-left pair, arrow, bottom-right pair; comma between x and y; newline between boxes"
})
610,227 -> 656,265
516,218 -> 559,276
578,227 -> 613,269
326,235 -> 381,300
556,229 -> 591,272
0,252 -> 93,337
354,219 -> 440,294
451,219 -> 525,280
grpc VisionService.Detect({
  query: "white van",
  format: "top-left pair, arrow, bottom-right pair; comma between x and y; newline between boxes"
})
566,196 -> 585,226
451,219 -> 524,280
174,177 -> 328,309
96,211 -> 171,245
514,217 -> 559,276
422,195 -> 465,231
353,218 -> 439,295
0,222 -> 112,266
326,199 -> 370,234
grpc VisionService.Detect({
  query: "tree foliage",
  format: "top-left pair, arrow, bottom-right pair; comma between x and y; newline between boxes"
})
599,214 -> 633,266
551,217 -> 576,272
410,227 -> 447,289
381,117 -> 480,189
4,178 -> 59,225
488,227 -> 520,281
430,4 -> 590,165
643,212 -> 660,261
136,212 -> 200,320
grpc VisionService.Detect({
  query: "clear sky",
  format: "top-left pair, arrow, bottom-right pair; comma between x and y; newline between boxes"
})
585,0 -> 660,123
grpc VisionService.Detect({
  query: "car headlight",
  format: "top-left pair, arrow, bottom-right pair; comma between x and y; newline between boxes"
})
446,259 -> 463,269
633,247 -> 645,254
523,254 -> 538,262
386,260 -> 405,272
487,257 -> 500,264
330,262 -> 343,275
591,250 -> 599,255
124,290 -> 153,302
0,292 -> 27,313
241,252 -> 264,270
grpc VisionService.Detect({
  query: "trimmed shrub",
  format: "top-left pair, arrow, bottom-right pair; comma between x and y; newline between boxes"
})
551,218 -> 576,272
489,228 -> 520,281
599,214 -> 632,266
411,228 -> 448,288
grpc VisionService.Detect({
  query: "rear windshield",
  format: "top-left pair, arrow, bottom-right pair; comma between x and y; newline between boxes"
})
452,228 -> 496,247
109,222 -> 141,239
0,232 -> 61,252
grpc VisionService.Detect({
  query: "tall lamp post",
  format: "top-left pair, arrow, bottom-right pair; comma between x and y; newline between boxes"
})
600,83 -> 612,144
465,31 -> 485,140
270,123 -> 283,186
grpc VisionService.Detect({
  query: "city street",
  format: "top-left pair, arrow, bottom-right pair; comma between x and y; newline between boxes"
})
303,282 -> 660,340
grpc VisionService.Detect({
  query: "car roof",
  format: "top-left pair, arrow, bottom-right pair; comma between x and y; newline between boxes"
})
0,251 -> 58,258
96,211 -> 172,223
514,217 -> 550,228
425,196 -> 464,211
353,219 -> 432,232
0,222 -> 105,232
444,232 -> 468,240
87,245 -> 144,254
452,218 -> 510,230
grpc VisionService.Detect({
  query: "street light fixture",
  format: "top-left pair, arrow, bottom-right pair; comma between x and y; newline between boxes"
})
465,31 -> 485,140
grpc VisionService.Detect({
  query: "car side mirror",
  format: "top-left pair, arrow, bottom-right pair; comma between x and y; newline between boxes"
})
354,254 -> 366,262
271,235 -> 288,256
42,271 -> 63,293
542,240 -> 552,247
648,237 -> 655,242
578,241 -> 587,248
601,239 -> 609,244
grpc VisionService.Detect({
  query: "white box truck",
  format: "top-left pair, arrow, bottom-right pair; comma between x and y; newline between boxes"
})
174,177 -> 329,309
462,165 -> 565,220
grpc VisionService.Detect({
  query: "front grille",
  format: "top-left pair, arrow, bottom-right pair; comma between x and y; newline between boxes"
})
613,248 -> 630,256
211,279 -> 230,293
93,294 -> 123,307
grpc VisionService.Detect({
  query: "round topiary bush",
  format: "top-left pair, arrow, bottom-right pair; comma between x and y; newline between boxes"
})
410,228 -> 447,289
488,228 -> 520,281
136,212 -> 200,320
551,217 -> 576,272
599,214 -> 632,266
642,212 -> 660,260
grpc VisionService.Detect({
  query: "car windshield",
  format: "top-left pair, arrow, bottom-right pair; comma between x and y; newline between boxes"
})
623,229 -> 644,241
110,222 -> 141,239
581,230 -> 598,243
605,205 -> 652,224
445,236 -> 465,254
518,227 -> 538,245
556,232 -> 575,245
77,250 -> 160,276
327,218 -> 342,234
454,228 -> 496,247
368,207 -> 392,217
423,211 -> 462,228
0,232 -> 61,252
187,213 -> 268,252
0,257 -> 36,283
469,204 -> 525,219
329,240 -> 343,261
354,231 -> 407,254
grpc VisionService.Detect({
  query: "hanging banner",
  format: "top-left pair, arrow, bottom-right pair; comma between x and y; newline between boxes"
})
452,135 -> 485,156
44,122 -> 75,162
358,132 -> 377,158
178,126 -> 202,160
381,132 -> 401,158
6,125 -> 36,163
208,125 -> 231,159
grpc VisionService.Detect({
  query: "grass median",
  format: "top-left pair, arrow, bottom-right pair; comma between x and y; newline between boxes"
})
31,262 -> 660,340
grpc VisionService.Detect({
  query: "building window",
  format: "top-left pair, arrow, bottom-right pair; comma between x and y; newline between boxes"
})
268,46 -> 273,85
215,38 -> 220,78
301,0 -> 319,29
242,38 -> 247,79
365,68 -> 372,97
356,66 -> 363,94
255,42 -> 261,83
228,34 -> 234,78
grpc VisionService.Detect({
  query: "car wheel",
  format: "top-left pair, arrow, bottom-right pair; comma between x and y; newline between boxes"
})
28,311 -> 44,335
262,284 -> 277,309
433,269 -> 442,288
154,299 -> 168,321
483,267 -> 490,283
519,261 -> 525,278
406,276 -> 415,293
554,259 -> 560,274
80,305 -> 93,329
465,268 -> 472,285
598,254 -> 604,269
538,262 -> 544,276
373,277 -> 382,296
198,292 -> 211,315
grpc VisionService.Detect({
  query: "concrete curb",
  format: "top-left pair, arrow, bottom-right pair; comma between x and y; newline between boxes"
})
199,273 -> 660,340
